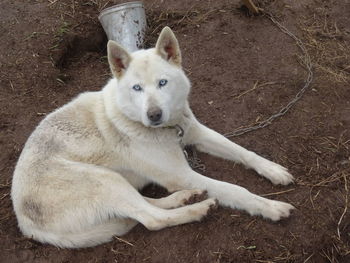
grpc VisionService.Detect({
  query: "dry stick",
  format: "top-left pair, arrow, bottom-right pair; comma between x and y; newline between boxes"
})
48,0 -> 59,6
0,183 -> 10,189
261,188 -> 295,197
0,193 -> 9,200
242,0 -> 260,15
114,236 -> 134,247
303,253 -> 314,263
309,188 -> 315,209
232,80 -> 259,99
99,1 -> 110,12
337,173 -> 348,240
232,81 -> 277,99
313,172 -> 344,187
9,80 -> 15,91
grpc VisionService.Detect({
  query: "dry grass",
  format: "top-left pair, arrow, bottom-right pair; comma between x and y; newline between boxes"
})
144,9 -> 218,47
300,13 -> 350,84
87,0 -> 111,12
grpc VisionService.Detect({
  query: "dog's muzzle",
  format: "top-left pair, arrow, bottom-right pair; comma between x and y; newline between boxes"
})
147,107 -> 162,126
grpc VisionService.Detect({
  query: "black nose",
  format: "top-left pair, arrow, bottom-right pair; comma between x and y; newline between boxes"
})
147,107 -> 162,123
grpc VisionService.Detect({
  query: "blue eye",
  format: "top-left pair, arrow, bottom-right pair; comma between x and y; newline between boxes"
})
159,79 -> 168,87
132,84 -> 142,91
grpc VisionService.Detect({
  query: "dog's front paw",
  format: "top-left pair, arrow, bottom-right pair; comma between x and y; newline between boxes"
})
254,157 -> 294,185
259,199 -> 295,221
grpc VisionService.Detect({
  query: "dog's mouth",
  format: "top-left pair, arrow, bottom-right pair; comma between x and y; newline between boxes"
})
150,121 -> 163,127
142,119 -> 165,128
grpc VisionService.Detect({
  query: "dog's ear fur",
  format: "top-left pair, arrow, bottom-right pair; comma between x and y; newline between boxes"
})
107,40 -> 131,79
155,27 -> 182,67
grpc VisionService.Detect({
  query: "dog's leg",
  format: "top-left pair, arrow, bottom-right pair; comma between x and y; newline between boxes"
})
130,139 -> 293,221
81,179 -> 216,231
130,197 -> 217,231
21,162 -> 215,247
144,189 -> 205,209
185,121 -> 294,185
157,169 -> 294,221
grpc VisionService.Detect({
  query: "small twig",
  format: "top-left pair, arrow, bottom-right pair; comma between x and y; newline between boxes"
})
232,81 -> 277,100
48,0 -> 59,6
114,236 -> 134,247
261,188 -> 295,197
245,219 -> 256,230
242,0 -> 260,15
309,188 -> 315,209
99,1 -> 110,12
303,253 -> 314,263
9,80 -> 15,91
232,80 -> 259,99
257,81 -> 278,88
0,183 -> 10,189
313,172 -> 343,187
0,193 -> 9,200
337,173 -> 348,240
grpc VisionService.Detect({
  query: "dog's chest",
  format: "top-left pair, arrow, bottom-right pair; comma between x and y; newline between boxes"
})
109,127 -> 186,176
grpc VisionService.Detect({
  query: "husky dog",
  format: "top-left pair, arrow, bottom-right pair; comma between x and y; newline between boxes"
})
11,27 -> 294,248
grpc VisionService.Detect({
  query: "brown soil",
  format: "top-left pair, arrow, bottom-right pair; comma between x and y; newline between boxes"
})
1,0 -> 350,262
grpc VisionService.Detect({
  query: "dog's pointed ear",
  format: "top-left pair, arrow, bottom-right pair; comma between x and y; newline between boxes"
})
155,26 -> 182,67
107,40 -> 131,79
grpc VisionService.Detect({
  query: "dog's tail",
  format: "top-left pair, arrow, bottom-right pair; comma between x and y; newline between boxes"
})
21,219 -> 136,248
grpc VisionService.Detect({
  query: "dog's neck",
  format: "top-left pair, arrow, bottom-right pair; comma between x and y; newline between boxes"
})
162,124 -> 185,138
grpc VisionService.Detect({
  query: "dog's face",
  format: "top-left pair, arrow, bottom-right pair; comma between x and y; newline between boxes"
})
107,27 -> 191,127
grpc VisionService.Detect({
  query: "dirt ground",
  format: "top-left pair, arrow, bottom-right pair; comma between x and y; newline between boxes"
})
1,0 -> 349,262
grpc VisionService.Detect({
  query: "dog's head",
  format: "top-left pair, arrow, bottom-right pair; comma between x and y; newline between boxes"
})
107,27 -> 191,127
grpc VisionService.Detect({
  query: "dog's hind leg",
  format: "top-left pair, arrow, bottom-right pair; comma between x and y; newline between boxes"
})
18,162 -> 145,248
130,197 -> 217,231
143,189 -> 205,209
19,161 -> 215,248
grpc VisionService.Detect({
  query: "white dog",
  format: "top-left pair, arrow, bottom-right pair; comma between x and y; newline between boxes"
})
11,26 -> 294,248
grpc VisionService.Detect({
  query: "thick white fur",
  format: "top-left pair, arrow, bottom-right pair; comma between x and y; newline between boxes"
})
11,27 -> 294,248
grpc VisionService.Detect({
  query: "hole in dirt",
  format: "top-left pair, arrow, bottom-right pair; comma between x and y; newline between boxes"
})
51,9 -> 215,69
51,25 -> 107,69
